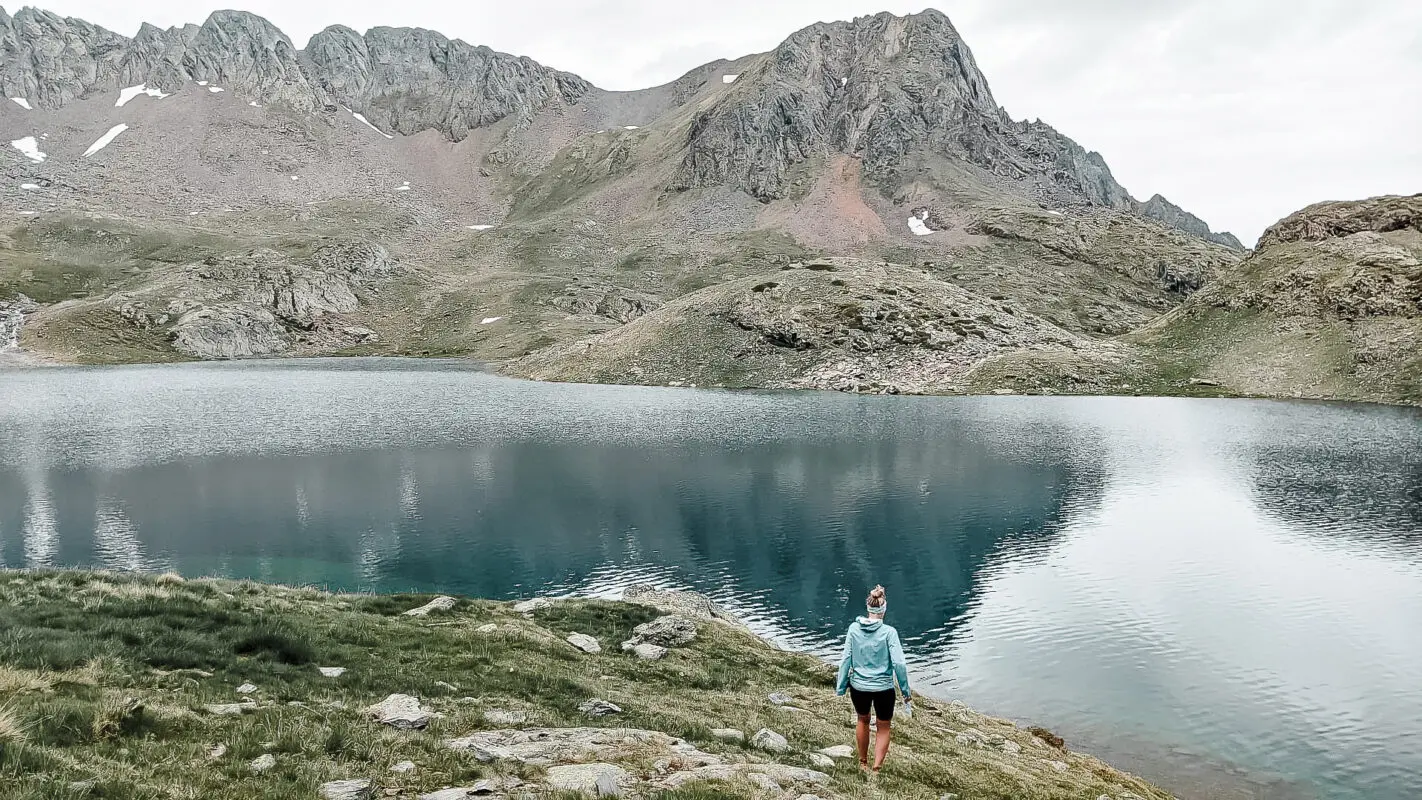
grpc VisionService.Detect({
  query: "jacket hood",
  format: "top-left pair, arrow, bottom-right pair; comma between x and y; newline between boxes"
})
856,616 -> 883,630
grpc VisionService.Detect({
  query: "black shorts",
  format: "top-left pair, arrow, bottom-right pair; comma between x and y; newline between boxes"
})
849,686 -> 896,721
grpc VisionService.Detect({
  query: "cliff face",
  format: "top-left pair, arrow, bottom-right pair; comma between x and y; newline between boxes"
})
0,7 -> 589,136
671,11 -> 1130,206
303,24 -> 592,140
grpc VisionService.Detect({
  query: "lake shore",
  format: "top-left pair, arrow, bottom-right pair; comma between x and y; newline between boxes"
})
0,569 -> 1173,800
3,350 -> 1421,410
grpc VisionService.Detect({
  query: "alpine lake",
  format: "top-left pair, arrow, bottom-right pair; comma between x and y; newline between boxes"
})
2,359 -> 1419,800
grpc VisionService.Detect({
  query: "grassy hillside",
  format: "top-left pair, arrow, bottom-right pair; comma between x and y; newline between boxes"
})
0,571 -> 1170,800
1131,195 -> 1422,405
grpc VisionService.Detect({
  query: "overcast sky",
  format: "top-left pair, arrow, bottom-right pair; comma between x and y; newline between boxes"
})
22,0 -> 1422,245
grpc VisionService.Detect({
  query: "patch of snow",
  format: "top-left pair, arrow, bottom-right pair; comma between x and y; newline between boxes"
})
623,126 -> 639,130
722,74 -> 738,84
394,186 -> 410,192
596,130 -> 605,134
208,86 -> 224,93
10,97 -> 32,110
842,77 -> 848,87
466,225 -> 495,231
197,81 -> 209,86
291,176 -> 300,181
481,317 -> 502,324
351,112 -> 394,139
20,183 -> 40,190
189,211 -> 201,216
1047,210 -> 1062,216
10,136 -> 47,163
19,211 -> 36,215
116,84 -> 168,107
248,101 -> 261,107
83,124 -> 129,157
907,215 -> 933,236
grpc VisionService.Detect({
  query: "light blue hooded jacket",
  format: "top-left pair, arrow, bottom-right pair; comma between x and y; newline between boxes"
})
835,616 -> 911,698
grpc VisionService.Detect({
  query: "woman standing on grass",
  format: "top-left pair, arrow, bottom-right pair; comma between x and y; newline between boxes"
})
835,584 -> 912,772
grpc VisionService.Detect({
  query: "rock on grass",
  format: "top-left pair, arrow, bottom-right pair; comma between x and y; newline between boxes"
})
545,763 -> 630,796
567,632 -> 602,653
365,694 -> 440,729
578,698 -> 622,717
319,779 -> 373,800
751,728 -> 789,752
404,596 -> 457,617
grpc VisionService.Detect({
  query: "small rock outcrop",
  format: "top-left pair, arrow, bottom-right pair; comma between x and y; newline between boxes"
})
567,633 -> 602,654
624,642 -> 667,660
512,598 -> 552,613
544,763 -> 630,796
577,699 -> 622,718
621,586 -> 737,623
365,694 -> 440,730
751,728 -> 789,753
404,596 -> 458,617
621,615 -> 698,649
319,779 -> 373,800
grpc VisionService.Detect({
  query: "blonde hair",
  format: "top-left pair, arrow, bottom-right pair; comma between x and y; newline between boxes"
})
866,585 -> 886,612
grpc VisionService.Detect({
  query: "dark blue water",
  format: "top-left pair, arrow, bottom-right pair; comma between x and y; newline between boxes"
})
1,359 -> 1420,799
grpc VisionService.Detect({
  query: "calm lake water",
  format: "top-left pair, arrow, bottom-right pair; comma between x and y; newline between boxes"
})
1,359 -> 1420,799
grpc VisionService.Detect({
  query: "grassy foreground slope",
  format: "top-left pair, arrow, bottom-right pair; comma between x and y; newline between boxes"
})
0,571 -> 1168,800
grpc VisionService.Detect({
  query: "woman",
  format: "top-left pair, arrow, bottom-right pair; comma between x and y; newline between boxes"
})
835,584 -> 912,772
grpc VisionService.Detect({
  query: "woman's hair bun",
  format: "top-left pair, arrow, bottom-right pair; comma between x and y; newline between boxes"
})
867,585 -> 886,604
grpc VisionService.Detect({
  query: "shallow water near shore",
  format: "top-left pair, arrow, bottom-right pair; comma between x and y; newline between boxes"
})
2,359 -> 1420,799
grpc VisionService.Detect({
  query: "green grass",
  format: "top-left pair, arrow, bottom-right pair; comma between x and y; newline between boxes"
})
0,571 -> 1172,800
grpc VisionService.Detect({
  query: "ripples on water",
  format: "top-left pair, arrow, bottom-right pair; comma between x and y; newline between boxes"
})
1,360 -> 1421,799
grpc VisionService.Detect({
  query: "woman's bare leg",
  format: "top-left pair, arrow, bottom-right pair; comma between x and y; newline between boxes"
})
856,714 -> 871,767
872,720 -> 892,770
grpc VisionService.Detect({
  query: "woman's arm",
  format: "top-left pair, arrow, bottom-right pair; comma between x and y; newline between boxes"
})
889,629 -> 910,699
836,630 -> 853,695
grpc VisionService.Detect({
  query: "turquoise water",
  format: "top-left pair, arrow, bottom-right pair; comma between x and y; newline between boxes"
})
1,359 -> 1419,799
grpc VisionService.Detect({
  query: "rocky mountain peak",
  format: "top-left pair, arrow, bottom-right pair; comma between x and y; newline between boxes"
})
186,10 -> 318,110
305,24 -> 592,140
671,8 -> 1137,212
1137,194 -> 1245,250
1,5 -> 589,133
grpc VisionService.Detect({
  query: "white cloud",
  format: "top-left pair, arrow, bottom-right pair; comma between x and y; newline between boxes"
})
29,1 -> 1422,244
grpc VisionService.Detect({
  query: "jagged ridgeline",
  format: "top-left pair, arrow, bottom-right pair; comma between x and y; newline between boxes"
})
10,5 -> 1410,407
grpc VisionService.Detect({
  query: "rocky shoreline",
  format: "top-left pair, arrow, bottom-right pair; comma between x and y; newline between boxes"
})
0,570 -> 1172,799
